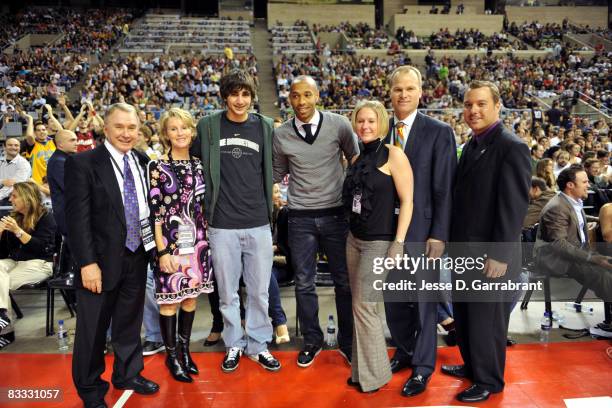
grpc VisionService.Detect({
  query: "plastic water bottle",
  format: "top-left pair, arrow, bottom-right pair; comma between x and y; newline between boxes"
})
539,312 -> 552,343
552,310 -> 565,326
58,320 -> 69,351
564,302 -> 594,314
326,315 -> 337,348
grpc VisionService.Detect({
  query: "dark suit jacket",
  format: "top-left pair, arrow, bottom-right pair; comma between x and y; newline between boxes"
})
47,149 -> 69,236
534,193 -> 591,277
450,124 -> 531,280
385,112 -> 456,242
65,144 -> 150,291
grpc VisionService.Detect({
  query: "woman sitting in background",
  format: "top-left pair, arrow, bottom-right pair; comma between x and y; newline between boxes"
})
0,181 -> 56,349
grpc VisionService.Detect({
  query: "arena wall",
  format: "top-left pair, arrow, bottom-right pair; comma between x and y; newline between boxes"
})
390,14 -> 504,36
505,6 -> 607,28
267,3 -> 375,29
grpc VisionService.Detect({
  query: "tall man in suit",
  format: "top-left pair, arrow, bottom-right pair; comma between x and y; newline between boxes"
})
66,103 -> 159,408
442,81 -> 531,403
383,65 -> 457,397
534,164 -> 612,300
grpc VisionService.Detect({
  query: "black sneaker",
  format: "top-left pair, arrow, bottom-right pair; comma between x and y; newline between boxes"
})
297,344 -> 322,368
249,350 -> 281,371
142,341 -> 165,356
221,347 -> 242,373
0,309 -> 10,331
338,348 -> 352,365
0,331 -> 14,350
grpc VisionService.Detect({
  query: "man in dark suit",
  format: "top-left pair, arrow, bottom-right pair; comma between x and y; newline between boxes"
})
47,129 -> 78,237
383,65 -> 457,397
65,103 -> 159,408
442,81 -> 531,402
534,165 -> 612,300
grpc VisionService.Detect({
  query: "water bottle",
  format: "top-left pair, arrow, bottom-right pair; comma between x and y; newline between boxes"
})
539,312 -> 552,343
326,315 -> 337,348
552,310 -> 565,326
58,320 -> 69,351
564,302 -> 594,314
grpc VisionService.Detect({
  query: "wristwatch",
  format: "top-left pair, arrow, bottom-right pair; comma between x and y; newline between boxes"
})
14,229 -> 23,238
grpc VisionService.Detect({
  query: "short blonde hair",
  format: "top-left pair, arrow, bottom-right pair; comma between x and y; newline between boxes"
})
387,65 -> 423,88
351,100 -> 389,139
158,108 -> 196,150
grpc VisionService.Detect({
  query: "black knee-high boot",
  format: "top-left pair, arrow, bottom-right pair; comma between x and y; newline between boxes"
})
178,309 -> 198,375
160,314 -> 192,383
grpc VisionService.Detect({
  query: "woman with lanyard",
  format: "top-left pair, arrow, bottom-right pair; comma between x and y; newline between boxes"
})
148,108 -> 213,383
342,100 -> 413,393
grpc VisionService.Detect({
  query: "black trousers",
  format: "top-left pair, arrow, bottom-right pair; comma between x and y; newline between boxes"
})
72,247 -> 147,406
453,300 -> 513,393
384,242 -> 438,377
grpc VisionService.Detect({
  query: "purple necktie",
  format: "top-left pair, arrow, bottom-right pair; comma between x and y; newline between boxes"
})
123,154 -> 140,252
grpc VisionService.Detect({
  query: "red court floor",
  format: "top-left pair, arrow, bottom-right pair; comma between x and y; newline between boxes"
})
1,342 -> 610,407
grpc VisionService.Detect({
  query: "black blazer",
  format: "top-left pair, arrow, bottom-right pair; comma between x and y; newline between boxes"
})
385,112 -> 456,243
450,124 -> 531,279
65,144 -> 150,291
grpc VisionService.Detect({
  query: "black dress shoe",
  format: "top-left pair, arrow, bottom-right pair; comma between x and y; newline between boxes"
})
441,364 -> 467,378
401,374 -> 430,397
203,334 -> 221,347
457,384 -> 491,402
390,357 -> 412,373
114,375 -> 159,395
506,338 -> 517,346
346,377 -> 378,393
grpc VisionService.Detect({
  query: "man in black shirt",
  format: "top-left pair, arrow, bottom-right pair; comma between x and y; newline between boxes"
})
192,69 -> 280,373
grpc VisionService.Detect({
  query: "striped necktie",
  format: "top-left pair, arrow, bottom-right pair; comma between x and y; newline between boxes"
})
395,122 -> 406,149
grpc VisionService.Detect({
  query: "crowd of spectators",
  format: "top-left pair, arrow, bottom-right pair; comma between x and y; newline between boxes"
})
0,8 -> 137,53
274,48 -> 611,117
313,22 -> 390,50
81,53 -> 257,119
0,50 -> 90,114
270,20 -> 314,55
395,27 -> 528,51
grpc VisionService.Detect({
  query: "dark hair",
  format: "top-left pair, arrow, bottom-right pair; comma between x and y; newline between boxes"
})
531,176 -> 548,191
596,149 -> 609,159
531,144 -> 542,155
220,69 -> 257,101
557,164 -> 585,191
583,158 -> 600,170
34,120 -> 45,129
583,151 -> 596,161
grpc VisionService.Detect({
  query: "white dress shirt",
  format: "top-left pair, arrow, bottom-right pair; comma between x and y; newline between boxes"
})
561,192 -> 586,244
392,110 -> 418,149
0,154 -> 31,201
294,110 -> 321,139
104,140 -> 149,220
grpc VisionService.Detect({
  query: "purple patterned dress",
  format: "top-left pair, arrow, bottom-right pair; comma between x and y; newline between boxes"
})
148,158 -> 213,304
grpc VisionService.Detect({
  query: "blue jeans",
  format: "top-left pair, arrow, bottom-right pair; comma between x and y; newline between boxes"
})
288,214 -> 353,351
208,225 -> 273,355
269,266 -> 287,327
143,266 -> 161,342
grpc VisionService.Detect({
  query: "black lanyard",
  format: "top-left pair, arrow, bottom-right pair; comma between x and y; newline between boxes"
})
109,151 -> 148,196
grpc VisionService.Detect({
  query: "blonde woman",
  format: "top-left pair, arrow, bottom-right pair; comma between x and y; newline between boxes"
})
148,108 -> 213,382
342,100 -> 414,393
0,182 -> 56,348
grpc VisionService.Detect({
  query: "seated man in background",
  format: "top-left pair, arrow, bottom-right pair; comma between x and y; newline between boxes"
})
534,164 -> 612,302
523,177 -> 556,228
0,138 -> 31,215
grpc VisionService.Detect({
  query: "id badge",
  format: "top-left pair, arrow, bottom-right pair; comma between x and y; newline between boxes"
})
140,218 -> 156,251
177,224 -> 195,255
352,193 -> 362,214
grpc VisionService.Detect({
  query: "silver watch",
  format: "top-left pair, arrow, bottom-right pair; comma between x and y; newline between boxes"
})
15,230 -> 23,238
